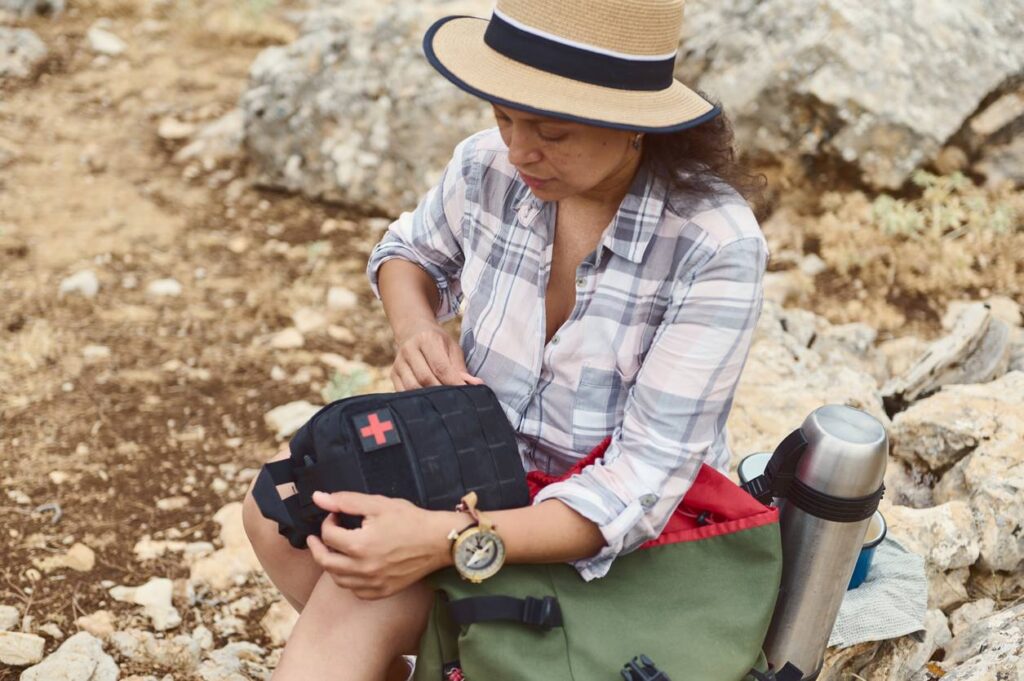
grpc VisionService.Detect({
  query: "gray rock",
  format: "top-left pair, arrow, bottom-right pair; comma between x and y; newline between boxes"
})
679,0 -> 1024,189
728,302 -> 889,460
854,609 -> 951,681
0,27 -> 47,82
241,0 -> 492,215
975,133 -> 1024,188
109,628 -> 200,670
197,642 -> 267,681
882,303 -> 1012,410
0,0 -> 63,17
949,598 -> 996,638
930,372 -> 1024,571
883,501 -> 980,572
935,602 -> 1024,679
0,631 -> 45,665
174,110 -> 245,168
0,605 -> 19,632
20,631 -> 118,681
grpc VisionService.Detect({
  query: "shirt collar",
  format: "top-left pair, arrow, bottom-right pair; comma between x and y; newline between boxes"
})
514,163 -> 666,265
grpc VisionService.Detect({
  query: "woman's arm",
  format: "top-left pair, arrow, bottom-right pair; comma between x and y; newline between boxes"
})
377,259 -> 482,389
307,492 -> 604,600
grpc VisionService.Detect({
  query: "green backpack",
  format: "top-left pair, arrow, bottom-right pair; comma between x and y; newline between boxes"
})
415,441 -> 783,681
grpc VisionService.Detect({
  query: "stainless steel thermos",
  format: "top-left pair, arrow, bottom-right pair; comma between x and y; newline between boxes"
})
746,404 -> 888,680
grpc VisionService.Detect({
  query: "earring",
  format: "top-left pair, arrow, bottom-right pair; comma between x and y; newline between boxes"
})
632,134 -> 643,151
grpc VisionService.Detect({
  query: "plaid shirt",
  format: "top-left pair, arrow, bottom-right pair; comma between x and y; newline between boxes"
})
367,129 -> 769,580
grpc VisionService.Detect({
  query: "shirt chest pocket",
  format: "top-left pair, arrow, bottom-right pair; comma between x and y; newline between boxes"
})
571,365 -> 629,453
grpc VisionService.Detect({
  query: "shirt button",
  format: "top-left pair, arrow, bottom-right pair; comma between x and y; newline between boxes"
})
551,335 -> 559,345
575,277 -> 585,288
640,494 -> 657,509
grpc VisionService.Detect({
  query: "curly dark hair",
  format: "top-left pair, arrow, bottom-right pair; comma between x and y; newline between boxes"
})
641,94 -> 768,217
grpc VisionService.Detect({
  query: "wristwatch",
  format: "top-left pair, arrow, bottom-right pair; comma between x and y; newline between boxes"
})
448,491 -> 506,583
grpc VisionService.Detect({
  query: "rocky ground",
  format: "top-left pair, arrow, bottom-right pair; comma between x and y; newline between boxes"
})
1,1 -> 1024,680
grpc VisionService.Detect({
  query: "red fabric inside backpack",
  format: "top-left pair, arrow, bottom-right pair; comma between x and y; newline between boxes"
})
526,436 -> 778,548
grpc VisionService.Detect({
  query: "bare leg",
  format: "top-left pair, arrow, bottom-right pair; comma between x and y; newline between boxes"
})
244,447 -> 427,680
242,446 -> 324,611
271,573 -> 432,681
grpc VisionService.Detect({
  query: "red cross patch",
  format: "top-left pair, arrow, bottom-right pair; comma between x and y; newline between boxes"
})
354,409 -> 401,452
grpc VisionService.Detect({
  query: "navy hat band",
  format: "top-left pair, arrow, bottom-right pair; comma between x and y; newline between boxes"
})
483,12 -> 677,92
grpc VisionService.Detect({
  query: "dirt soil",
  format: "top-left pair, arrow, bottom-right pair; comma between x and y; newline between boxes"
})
1,0 -> 1022,678
1,1 -> 400,675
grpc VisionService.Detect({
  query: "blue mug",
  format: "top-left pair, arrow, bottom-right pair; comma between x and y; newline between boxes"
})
848,510 -> 886,589
737,452 -> 886,590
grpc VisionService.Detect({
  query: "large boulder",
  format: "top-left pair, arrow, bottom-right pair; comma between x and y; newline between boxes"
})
727,302 -> 888,462
679,0 -> 1024,189
932,602 -> 1024,679
241,0 -> 492,215
929,372 -> 1024,571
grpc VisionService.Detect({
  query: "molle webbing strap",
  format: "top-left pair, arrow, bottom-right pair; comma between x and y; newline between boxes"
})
461,386 -> 527,509
447,595 -> 563,631
427,389 -> 494,496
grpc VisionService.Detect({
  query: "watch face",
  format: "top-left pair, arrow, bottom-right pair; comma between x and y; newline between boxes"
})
453,527 -> 506,582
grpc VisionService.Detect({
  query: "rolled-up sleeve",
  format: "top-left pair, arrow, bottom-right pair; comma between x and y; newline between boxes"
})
532,236 -> 769,580
366,135 -> 477,322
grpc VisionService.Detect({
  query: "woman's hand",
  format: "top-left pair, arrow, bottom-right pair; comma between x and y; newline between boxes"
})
307,491 -> 454,600
391,321 -> 484,390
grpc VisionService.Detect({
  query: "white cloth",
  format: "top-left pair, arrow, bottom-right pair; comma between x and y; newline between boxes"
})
828,536 -> 928,649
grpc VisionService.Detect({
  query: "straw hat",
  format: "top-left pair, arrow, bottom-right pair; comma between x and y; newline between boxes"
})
423,0 -> 719,133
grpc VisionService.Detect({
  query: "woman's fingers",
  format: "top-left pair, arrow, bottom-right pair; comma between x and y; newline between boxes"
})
404,349 -> 442,387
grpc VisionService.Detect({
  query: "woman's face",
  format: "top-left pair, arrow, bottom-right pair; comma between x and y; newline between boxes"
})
492,104 -> 639,203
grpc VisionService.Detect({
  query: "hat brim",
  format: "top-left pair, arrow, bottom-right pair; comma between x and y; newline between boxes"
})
424,16 -> 720,134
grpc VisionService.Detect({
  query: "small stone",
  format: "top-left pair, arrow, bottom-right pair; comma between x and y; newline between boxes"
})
327,324 -> 356,343
59,269 -> 100,298
949,598 -> 997,638
157,117 -> 196,141
934,145 -> 969,175
156,495 -> 189,511
261,599 -> 298,647
39,623 -> 63,639
110,577 -> 181,631
80,338 -> 109,355
327,286 -> 358,311
21,631 -> 117,681
0,631 -> 45,665
33,542 -> 96,573
269,327 -> 304,349
146,278 -> 183,297
228,596 -> 254,617
264,400 -> 320,439
0,605 -> 19,631
75,610 -> 115,638
292,307 -> 327,334
87,24 -> 127,56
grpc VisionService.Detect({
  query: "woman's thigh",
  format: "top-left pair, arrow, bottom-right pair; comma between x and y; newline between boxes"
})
272,571 -> 433,680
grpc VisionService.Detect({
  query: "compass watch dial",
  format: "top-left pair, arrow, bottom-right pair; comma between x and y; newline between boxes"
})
452,526 -> 506,583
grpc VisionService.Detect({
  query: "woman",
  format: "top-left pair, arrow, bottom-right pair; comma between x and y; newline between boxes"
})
243,1 -> 769,679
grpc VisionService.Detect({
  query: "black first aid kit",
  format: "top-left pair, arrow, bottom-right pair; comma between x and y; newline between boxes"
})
252,385 -> 531,548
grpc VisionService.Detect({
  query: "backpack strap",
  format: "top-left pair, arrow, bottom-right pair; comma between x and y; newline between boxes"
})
447,595 -> 563,631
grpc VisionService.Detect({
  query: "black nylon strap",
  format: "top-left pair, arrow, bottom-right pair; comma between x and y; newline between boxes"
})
447,595 -> 563,631
483,12 -> 676,91
789,479 -> 884,523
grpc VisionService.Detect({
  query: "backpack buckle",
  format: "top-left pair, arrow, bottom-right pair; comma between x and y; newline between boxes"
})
521,596 -> 560,631
621,654 -> 671,681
